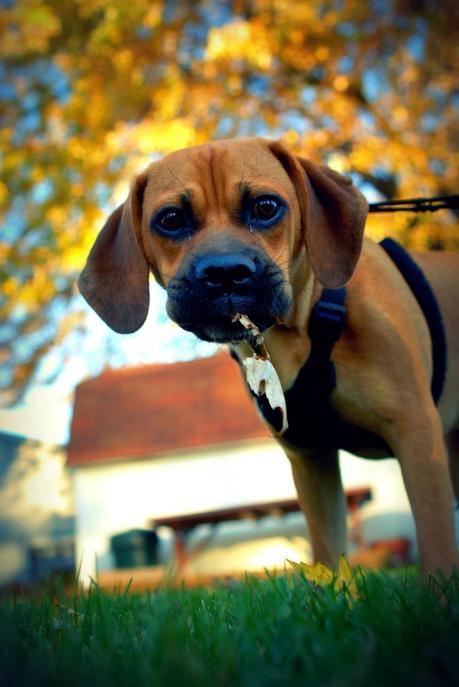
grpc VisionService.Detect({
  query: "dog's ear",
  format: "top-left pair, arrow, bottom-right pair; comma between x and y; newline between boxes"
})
78,173 -> 150,333
268,141 -> 368,288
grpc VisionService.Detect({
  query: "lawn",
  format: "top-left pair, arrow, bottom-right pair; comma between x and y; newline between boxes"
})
1,569 -> 458,687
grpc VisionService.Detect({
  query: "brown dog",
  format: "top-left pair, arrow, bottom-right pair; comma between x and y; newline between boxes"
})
78,138 -> 459,575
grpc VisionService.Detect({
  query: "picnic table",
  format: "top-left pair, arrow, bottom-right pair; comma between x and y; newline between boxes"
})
151,487 -> 373,570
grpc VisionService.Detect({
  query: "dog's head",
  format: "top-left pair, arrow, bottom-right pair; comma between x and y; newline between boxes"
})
78,138 -> 367,342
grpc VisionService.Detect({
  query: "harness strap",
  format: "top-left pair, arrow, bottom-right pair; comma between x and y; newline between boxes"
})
307,287 -> 346,391
245,287 -> 346,441
380,238 -> 447,404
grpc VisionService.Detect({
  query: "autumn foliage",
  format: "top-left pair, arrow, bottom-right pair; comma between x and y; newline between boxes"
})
1,0 -> 458,400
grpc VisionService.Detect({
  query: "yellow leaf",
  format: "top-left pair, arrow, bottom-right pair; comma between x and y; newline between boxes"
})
338,555 -> 353,582
287,559 -> 334,585
288,556 -> 358,599
205,19 -> 272,69
336,556 -> 359,598
0,181 -> 8,205
333,75 -> 349,92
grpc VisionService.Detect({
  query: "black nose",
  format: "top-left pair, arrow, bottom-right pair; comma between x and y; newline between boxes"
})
194,254 -> 257,290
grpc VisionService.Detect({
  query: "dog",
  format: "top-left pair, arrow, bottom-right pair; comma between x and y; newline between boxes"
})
78,138 -> 459,575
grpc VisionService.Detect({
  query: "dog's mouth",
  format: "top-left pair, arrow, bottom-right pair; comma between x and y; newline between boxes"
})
169,301 -> 278,344
167,288 -> 290,344
188,322 -> 251,344
165,247 -> 291,343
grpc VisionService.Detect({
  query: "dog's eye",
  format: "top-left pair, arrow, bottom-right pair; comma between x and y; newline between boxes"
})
249,195 -> 285,227
158,209 -> 185,230
151,207 -> 190,239
252,198 -> 278,220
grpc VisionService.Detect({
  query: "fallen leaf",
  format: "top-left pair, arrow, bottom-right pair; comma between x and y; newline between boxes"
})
287,556 -> 359,600
287,559 -> 334,585
336,556 -> 358,598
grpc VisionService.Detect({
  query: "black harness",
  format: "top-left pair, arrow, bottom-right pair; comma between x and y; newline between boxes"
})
234,238 -> 447,453
380,238 -> 447,404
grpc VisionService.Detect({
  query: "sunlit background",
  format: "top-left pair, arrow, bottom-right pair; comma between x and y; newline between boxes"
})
0,0 -> 458,588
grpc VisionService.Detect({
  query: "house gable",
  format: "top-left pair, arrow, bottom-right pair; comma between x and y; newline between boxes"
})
67,354 -> 268,466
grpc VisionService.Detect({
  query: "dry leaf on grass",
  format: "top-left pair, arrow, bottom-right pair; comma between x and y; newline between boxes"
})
287,556 -> 358,600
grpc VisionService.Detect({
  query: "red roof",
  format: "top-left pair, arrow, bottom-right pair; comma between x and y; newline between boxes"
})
67,354 -> 269,466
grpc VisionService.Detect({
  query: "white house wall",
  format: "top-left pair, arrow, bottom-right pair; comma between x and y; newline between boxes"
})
72,439 -> 420,585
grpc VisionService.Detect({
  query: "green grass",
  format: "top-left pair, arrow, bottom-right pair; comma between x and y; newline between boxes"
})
1,571 -> 458,687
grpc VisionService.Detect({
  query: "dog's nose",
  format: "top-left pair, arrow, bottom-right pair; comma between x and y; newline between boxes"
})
194,254 -> 257,289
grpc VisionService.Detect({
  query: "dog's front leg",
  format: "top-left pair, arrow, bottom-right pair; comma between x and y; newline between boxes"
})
286,448 -> 347,569
387,402 -> 458,576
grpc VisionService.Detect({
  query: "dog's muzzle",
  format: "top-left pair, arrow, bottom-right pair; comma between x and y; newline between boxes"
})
166,245 -> 291,343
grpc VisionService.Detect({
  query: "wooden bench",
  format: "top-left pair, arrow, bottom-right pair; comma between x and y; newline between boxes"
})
151,487 -> 372,571
98,487 -> 376,591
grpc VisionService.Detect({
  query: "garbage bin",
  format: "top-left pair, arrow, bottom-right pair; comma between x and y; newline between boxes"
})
110,529 -> 159,569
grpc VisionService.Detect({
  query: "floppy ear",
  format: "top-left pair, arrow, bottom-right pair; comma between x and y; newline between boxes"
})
268,141 -> 368,288
78,174 -> 150,333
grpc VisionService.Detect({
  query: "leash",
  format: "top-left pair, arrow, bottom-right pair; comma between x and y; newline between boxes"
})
368,195 -> 459,214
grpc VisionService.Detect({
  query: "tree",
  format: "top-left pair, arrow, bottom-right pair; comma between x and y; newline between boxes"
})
1,0 -> 458,402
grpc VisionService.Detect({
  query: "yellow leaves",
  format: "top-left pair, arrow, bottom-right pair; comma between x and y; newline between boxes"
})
392,106 -> 409,125
67,137 -> 88,162
151,67 -> 187,120
135,120 -> 199,155
274,1 -> 316,24
80,89 -> 108,131
0,242 -> 11,262
16,268 -> 56,310
0,0 -> 456,404
0,181 -> 9,207
206,19 -> 272,70
59,212 -> 105,273
327,152 -> 350,174
2,276 -> 17,300
143,3 -> 162,28
113,49 -> 134,72
315,46 -> 330,62
290,30 -> 304,46
282,130 -> 300,147
45,105 -> 67,144
46,207 -> 67,228
348,142 -> 379,172
60,244 -> 92,273
333,75 -> 349,93
304,128 -> 335,154
288,556 -> 359,601
66,135 -> 110,170
3,150 -> 27,174
0,0 -> 61,56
